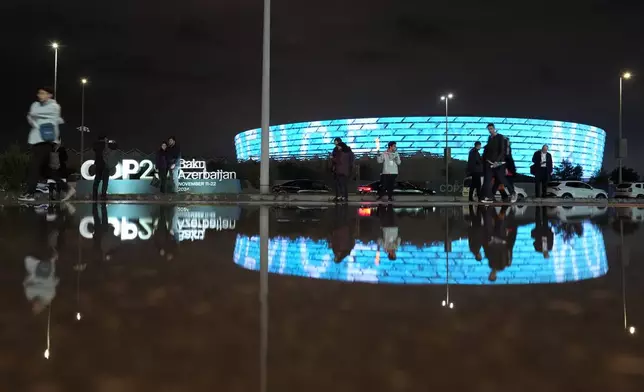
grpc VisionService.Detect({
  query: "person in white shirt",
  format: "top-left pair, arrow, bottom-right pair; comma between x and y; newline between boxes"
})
376,141 -> 401,202
530,145 -> 553,198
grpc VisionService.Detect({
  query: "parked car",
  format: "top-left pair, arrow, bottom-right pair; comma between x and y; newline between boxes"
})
461,176 -> 527,201
272,180 -> 330,194
614,182 -> 644,198
546,181 -> 607,199
357,181 -> 436,195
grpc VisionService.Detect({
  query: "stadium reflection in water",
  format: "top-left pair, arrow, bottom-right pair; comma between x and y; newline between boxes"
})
234,209 -> 608,285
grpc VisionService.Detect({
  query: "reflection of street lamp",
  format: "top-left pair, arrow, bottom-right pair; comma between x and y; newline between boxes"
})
619,220 -> 636,336
259,206 -> 269,392
440,94 -> 454,189
51,42 -> 59,98
618,72 -> 632,184
442,212 -> 454,309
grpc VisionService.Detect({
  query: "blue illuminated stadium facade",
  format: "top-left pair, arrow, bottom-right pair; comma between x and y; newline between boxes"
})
234,117 -> 606,176
233,222 -> 608,285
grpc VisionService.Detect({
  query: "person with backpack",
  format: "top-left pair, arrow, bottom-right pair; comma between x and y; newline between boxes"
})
19,87 -> 73,202
92,135 -> 118,200
481,123 -> 516,203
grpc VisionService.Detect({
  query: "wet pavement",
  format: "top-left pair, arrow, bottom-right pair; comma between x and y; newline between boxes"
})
0,203 -> 643,391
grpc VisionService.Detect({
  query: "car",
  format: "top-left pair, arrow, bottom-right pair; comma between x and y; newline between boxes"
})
271,180 -> 330,194
546,181 -> 607,199
461,176 -> 527,201
357,181 -> 436,195
614,182 -> 644,198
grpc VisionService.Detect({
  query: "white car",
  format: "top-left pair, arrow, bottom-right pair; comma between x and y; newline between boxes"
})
614,182 -> 644,199
546,181 -> 607,199
462,176 -> 527,201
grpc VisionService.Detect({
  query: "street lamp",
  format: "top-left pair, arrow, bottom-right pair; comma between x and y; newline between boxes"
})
259,0 -> 271,194
80,78 -> 88,163
440,93 -> 454,189
51,42 -> 59,98
618,72 -> 632,184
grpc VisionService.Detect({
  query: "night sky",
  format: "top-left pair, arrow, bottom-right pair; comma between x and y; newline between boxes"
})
2,0 -> 644,173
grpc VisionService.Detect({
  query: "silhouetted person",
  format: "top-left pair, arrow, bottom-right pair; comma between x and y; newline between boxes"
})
378,205 -> 401,261
467,141 -> 483,201
481,123 -> 516,203
467,205 -> 485,261
166,136 -> 181,192
331,142 -> 354,202
531,207 -> 554,258
329,205 -> 355,263
156,141 -> 170,193
92,136 -> 118,200
531,144 -> 553,198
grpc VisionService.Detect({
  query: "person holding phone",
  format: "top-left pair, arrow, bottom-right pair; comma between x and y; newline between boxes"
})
92,135 -> 118,200
377,141 -> 401,202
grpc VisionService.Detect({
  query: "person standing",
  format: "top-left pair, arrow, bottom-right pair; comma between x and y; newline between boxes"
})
155,141 -> 170,193
377,142 -> 401,202
531,144 -> 553,198
166,136 -> 181,192
19,87 -> 72,202
467,141 -> 483,201
331,142 -> 354,202
92,136 -> 118,200
481,123 -> 516,203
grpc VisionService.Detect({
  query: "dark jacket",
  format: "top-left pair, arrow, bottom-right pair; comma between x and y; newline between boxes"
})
167,143 -> 181,167
92,140 -> 118,168
467,148 -> 483,175
156,149 -> 168,170
531,151 -> 553,175
332,143 -> 355,176
57,145 -> 69,178
482,133 -> 506,163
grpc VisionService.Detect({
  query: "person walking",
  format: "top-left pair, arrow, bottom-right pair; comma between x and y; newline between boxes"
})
155,141 -> 170,193
467,141 -> 483,201
377,141 -> 401,202
19,87 -> 73,202
331,141 -> 354,202
166,136 -> 181,192
92,136 -> 118,200
481,123 -> 516,203
530,144 -> 553,198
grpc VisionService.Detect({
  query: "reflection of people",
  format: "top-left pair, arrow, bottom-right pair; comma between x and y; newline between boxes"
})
92,136 -> 118,200
377,206 -> 401,260
154,205 -> 177,260
329,205 -> 355,263
467,205 -> 485,261
92,203 -> 115,261
531,207 -> 554,258
483,206 -> 517,281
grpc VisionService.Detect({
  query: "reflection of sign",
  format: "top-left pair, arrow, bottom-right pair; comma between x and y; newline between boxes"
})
173,206 -> 237,241
80,159 -> 154,180
79,216 -> 157,241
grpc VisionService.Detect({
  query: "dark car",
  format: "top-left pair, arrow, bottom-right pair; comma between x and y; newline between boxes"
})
272,180 -> 330,194
357,181 -> 436,195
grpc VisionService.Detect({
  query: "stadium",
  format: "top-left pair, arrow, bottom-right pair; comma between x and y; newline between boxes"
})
234,116 -> 606,176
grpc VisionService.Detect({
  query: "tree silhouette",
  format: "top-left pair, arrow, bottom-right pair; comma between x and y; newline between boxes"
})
610,167 -> 639,183
552,160 -> 583,181
589,167 -> 611,186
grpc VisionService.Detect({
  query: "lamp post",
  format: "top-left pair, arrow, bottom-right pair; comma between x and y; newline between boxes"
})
440,93 -> 454,190
51,42 -> 59,98
259,0 -> 271,194
80,78 -> 88,163
618,72 -> 631,184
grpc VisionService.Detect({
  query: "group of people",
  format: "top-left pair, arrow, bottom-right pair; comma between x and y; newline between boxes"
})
467,123 -> 554,202
331,138 -> 401,203
17,86 -> 181,201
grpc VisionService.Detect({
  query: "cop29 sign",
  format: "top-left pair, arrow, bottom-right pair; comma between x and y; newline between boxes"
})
78,158 -> 241,195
